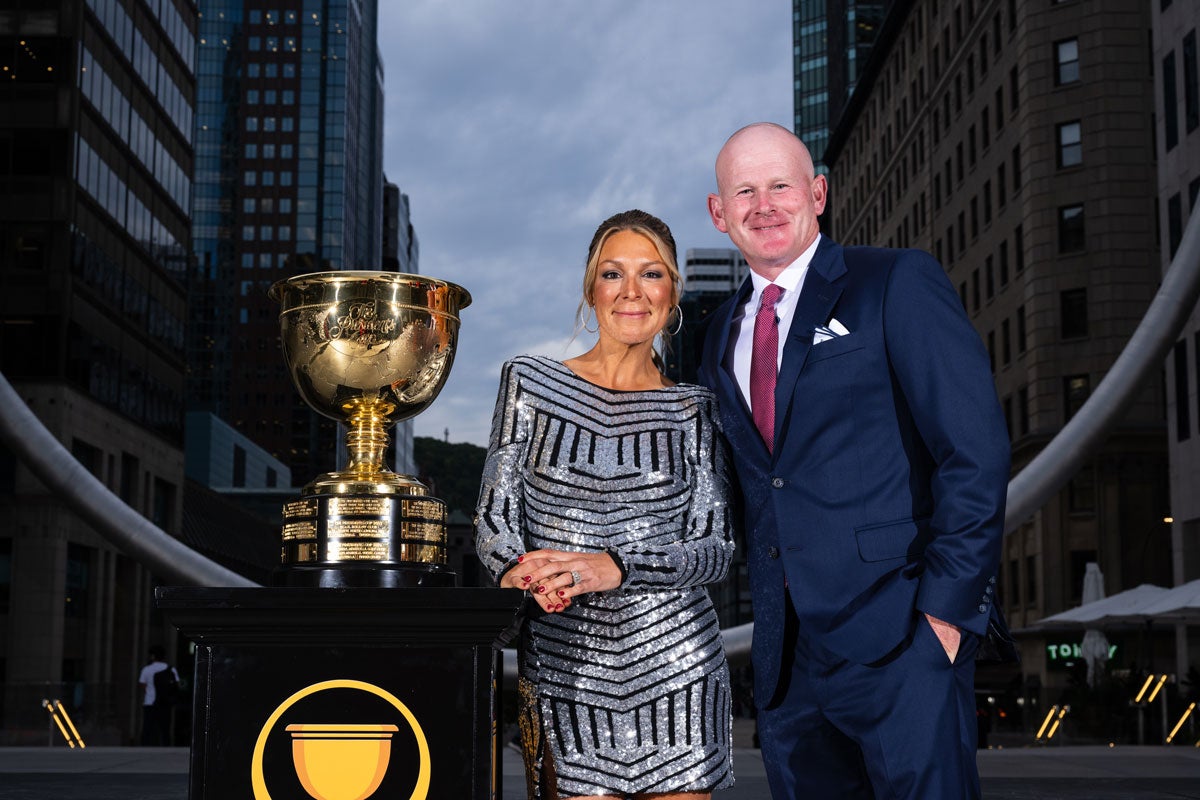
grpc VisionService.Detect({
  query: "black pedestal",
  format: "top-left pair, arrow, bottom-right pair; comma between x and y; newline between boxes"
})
156,587 -> 524,800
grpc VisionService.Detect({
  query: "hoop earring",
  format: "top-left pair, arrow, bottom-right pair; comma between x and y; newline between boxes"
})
666,304 -> 683,336
582,306 -> 599,334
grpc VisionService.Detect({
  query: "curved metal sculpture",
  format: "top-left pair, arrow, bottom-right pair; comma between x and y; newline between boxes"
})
1003,208 -> 1200,531
0,373 -> 254,587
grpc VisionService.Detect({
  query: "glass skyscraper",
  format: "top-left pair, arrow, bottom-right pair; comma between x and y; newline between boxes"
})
0,0 -> 196,743
794,0 -> 887,173
189,0 -> 384,484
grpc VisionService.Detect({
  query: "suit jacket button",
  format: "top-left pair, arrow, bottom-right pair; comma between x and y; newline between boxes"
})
768,547 -> 780,559
978,604 -> 988,613
771,477 -> 785,488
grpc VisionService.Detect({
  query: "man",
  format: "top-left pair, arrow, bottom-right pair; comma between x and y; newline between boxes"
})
697,122 -> 1009,798
137,646 -> 178,746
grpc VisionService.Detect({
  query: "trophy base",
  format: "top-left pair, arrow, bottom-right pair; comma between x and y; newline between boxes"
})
280,477 -> 449,566
271,562 -> 458,589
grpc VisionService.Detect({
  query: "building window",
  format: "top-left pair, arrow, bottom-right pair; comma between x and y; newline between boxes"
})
1064,374 -> 1091,421
1165,51 -> 1179,151
1008,558 -> 1020,608
232,445 -> 247,487
1018,384 -> 1030,435
1058,204 -> 1085,252
0,538 -> 10,614
983,180 -> 992,222
65,544 -> 91,619
1015,224 -> 1025,272
985,256 -> 995,300
998,162 -> 1007,207
1068,468 -> 1096,514
1176,340 -> 1192,441
971,197 -> 979,238
1061,288 -> 1089,339
1011,144 -> 1022,189
972,269 -> 981,311
999,240 -> 1009,285
1185,31 -> 1199,133
1002,318 -> 1012,365
995,87 -> 1004,130
1055,38 -> 1079,85
1026,554 -> 1037,607
1169,192 -> 1183,258
1057,121 -> 1082,167
1017,305 -> 1027,352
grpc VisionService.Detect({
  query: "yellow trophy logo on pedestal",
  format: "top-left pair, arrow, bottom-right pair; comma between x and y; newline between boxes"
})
286,724 -> 398,800
251,679 -> 430,800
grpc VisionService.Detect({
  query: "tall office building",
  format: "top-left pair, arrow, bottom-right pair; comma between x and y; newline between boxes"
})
682,247 -> 747,297
189,0 -> 385,485
823,0 -> 1169,696
794,0 -> 889,173
1153,0 -> 1200,680
0,0 -> 196,743
382,176 -> 418,475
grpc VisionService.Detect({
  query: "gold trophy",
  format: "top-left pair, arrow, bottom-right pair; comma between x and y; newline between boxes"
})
269,272 -> 471,587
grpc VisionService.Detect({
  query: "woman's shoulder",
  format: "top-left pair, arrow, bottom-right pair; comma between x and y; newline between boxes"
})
501,354 -> 561,378
667,380 -> 718,402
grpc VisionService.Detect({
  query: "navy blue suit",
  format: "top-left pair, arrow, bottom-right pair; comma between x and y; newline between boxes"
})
697,238 -> 1010,798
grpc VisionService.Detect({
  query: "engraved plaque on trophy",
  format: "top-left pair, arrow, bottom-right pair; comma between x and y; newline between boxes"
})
269,272 -> 470,588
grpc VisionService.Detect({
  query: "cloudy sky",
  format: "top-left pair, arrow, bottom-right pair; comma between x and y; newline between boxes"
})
378,2 -> 792,447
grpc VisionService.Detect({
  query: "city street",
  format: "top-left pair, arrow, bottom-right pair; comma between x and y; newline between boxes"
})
2,742 -> 1200,799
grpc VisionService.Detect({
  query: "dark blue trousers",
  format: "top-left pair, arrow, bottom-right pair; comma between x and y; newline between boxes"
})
758,605 -> 981,799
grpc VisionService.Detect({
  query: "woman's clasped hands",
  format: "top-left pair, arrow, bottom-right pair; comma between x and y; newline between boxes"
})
500,548 -> 623,613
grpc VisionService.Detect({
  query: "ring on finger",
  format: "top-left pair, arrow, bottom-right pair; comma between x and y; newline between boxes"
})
569,570 -> 582,587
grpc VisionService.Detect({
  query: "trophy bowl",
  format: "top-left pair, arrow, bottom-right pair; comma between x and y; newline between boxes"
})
269,272 -> 471,588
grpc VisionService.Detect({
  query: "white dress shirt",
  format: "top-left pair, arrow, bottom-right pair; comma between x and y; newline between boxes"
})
724,234 -> 823,410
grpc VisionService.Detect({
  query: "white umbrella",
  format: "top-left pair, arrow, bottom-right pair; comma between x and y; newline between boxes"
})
1135,577 -> 1200,623
1034,583 -> 1170,628
1079,563 -> 1110,685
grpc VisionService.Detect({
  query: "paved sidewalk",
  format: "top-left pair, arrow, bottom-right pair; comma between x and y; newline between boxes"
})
2,743 -> 1200,799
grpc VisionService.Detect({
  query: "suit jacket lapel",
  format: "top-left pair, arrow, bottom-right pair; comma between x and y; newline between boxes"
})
773,239 -> 846,456
706,277 -> 757,447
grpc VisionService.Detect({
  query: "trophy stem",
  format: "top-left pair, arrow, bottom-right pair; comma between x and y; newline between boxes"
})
345,406 -> 392,478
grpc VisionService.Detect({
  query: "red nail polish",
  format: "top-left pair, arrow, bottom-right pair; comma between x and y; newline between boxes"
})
555,604 -> 564,611
536,586 -> 546,593
557,590 -> 565,597
522,575 -> 531,582
517,555 -> 524,563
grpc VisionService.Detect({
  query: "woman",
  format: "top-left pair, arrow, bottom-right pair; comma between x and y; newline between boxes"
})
475,209 -> 736,799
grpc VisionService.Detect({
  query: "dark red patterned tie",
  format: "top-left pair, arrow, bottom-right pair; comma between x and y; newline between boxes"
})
750,284 -> 783,452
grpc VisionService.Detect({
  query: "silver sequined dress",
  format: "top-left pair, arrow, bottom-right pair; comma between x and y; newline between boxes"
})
475,356 -> 735,798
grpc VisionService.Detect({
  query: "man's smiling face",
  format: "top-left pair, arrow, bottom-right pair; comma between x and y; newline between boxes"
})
708,124 -> 827,279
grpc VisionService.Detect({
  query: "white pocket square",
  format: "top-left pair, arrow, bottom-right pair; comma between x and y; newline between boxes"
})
813,317 -> 851,344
